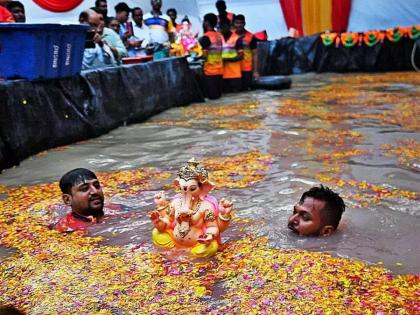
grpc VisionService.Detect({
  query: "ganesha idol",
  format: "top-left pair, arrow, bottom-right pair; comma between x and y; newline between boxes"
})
150,158 -> 233,257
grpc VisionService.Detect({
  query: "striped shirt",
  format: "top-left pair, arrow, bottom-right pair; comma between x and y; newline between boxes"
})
143,12 -> 174,44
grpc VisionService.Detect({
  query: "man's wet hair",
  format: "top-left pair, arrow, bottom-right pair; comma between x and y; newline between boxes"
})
216,0 -> 227,11
300,185 -> 345,229
203,13 -> 218,29
6,1 -> 24,11
233,14 -> 245,23
114,2 -> 131,13
59,168 -> 98,195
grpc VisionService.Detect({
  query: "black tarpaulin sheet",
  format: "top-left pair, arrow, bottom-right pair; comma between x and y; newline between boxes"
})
0,57 -> 204,171
258,35 -> 419,75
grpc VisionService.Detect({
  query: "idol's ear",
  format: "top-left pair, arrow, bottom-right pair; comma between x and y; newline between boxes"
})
62,194 -> 72,206
319,225 -> 335,237
199,180 -> 214,199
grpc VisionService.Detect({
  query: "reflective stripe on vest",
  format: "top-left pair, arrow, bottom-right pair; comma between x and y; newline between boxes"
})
239,31 -> 254,72
203,31 -> 223,76
222,32 -> 240,59
222,33 -> 242,79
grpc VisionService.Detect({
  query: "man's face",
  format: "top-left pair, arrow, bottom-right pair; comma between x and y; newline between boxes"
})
109,19 -> 120,34
97,1 -> 108,17
288,197 -> 325,236
88,12 -> 104,35
9,5 -> 25,23
116,10 -> 128,23
216,2 -> 226,13
151,0 -> 162,11
132,9 -> 143,25
234,20 -> 245,32
65,178 -> 104,217
167,11 -> 176,22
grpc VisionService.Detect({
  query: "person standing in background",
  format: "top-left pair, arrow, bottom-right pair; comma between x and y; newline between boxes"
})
199,13 -> 224,100
6,1 -> 24,23
127,7 -> 151,56
220,17 -> 243,93
114,2 -> 131,41
95,0 -> 111,24
167,8 -> 180,31
215,0 -> 235,27
233,14 -> 259,90
143,0 -> 174,59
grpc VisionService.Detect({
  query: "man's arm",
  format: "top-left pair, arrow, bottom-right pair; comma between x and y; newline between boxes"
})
199,36 -> 211,59
103,28 -> 128,59
250,36 -> 259,78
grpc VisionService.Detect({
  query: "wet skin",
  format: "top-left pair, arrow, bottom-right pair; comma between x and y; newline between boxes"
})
63,179 -> 104,218
288,197 -> 326,236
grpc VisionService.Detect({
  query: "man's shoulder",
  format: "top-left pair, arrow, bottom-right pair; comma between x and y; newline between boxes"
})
103,27 -> 118,38
54,212 -> 92,233
143,12 -> 153,19
54,213 -> 74,232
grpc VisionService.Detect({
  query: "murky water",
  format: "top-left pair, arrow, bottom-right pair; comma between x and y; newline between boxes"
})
1,72 -> 419,275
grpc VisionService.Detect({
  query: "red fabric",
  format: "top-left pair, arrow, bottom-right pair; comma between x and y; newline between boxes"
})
54,213 -> 93,233
254,31 -> 268,41
0,6 -> 15,22
279,0 -> 303,37
33,0 -> 83,12
332,0 -> 352,33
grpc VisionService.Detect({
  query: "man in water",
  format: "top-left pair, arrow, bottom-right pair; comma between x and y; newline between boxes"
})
288,185 -> 345,236
54,168 -> 105,233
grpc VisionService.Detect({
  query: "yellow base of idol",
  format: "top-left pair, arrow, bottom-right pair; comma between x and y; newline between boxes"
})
152,228 -> 218,257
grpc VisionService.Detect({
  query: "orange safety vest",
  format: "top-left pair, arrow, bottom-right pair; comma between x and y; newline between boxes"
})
203,31 -> 223,76
222,32 -> 242,79
236,31 -> 255,72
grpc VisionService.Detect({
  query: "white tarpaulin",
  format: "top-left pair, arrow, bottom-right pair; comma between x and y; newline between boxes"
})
348,0 -> 420,32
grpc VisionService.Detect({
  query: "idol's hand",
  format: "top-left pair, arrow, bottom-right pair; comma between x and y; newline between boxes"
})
219,198 -> 233,215
149,210 -> 161,225
197,233 -> 214,244
154,191 -> 168,208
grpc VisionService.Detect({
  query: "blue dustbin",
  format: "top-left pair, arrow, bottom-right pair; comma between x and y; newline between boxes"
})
60,25 -> 90,77
0,24 -> 88,80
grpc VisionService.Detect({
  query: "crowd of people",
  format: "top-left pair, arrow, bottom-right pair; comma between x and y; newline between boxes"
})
79,0 -> 260,99
0,0 -> 261,100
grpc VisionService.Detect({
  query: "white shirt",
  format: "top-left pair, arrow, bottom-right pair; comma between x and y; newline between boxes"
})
133,23 -> 151,47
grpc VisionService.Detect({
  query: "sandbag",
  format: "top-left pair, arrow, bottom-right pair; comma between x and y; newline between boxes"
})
252,75 -> 292,90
